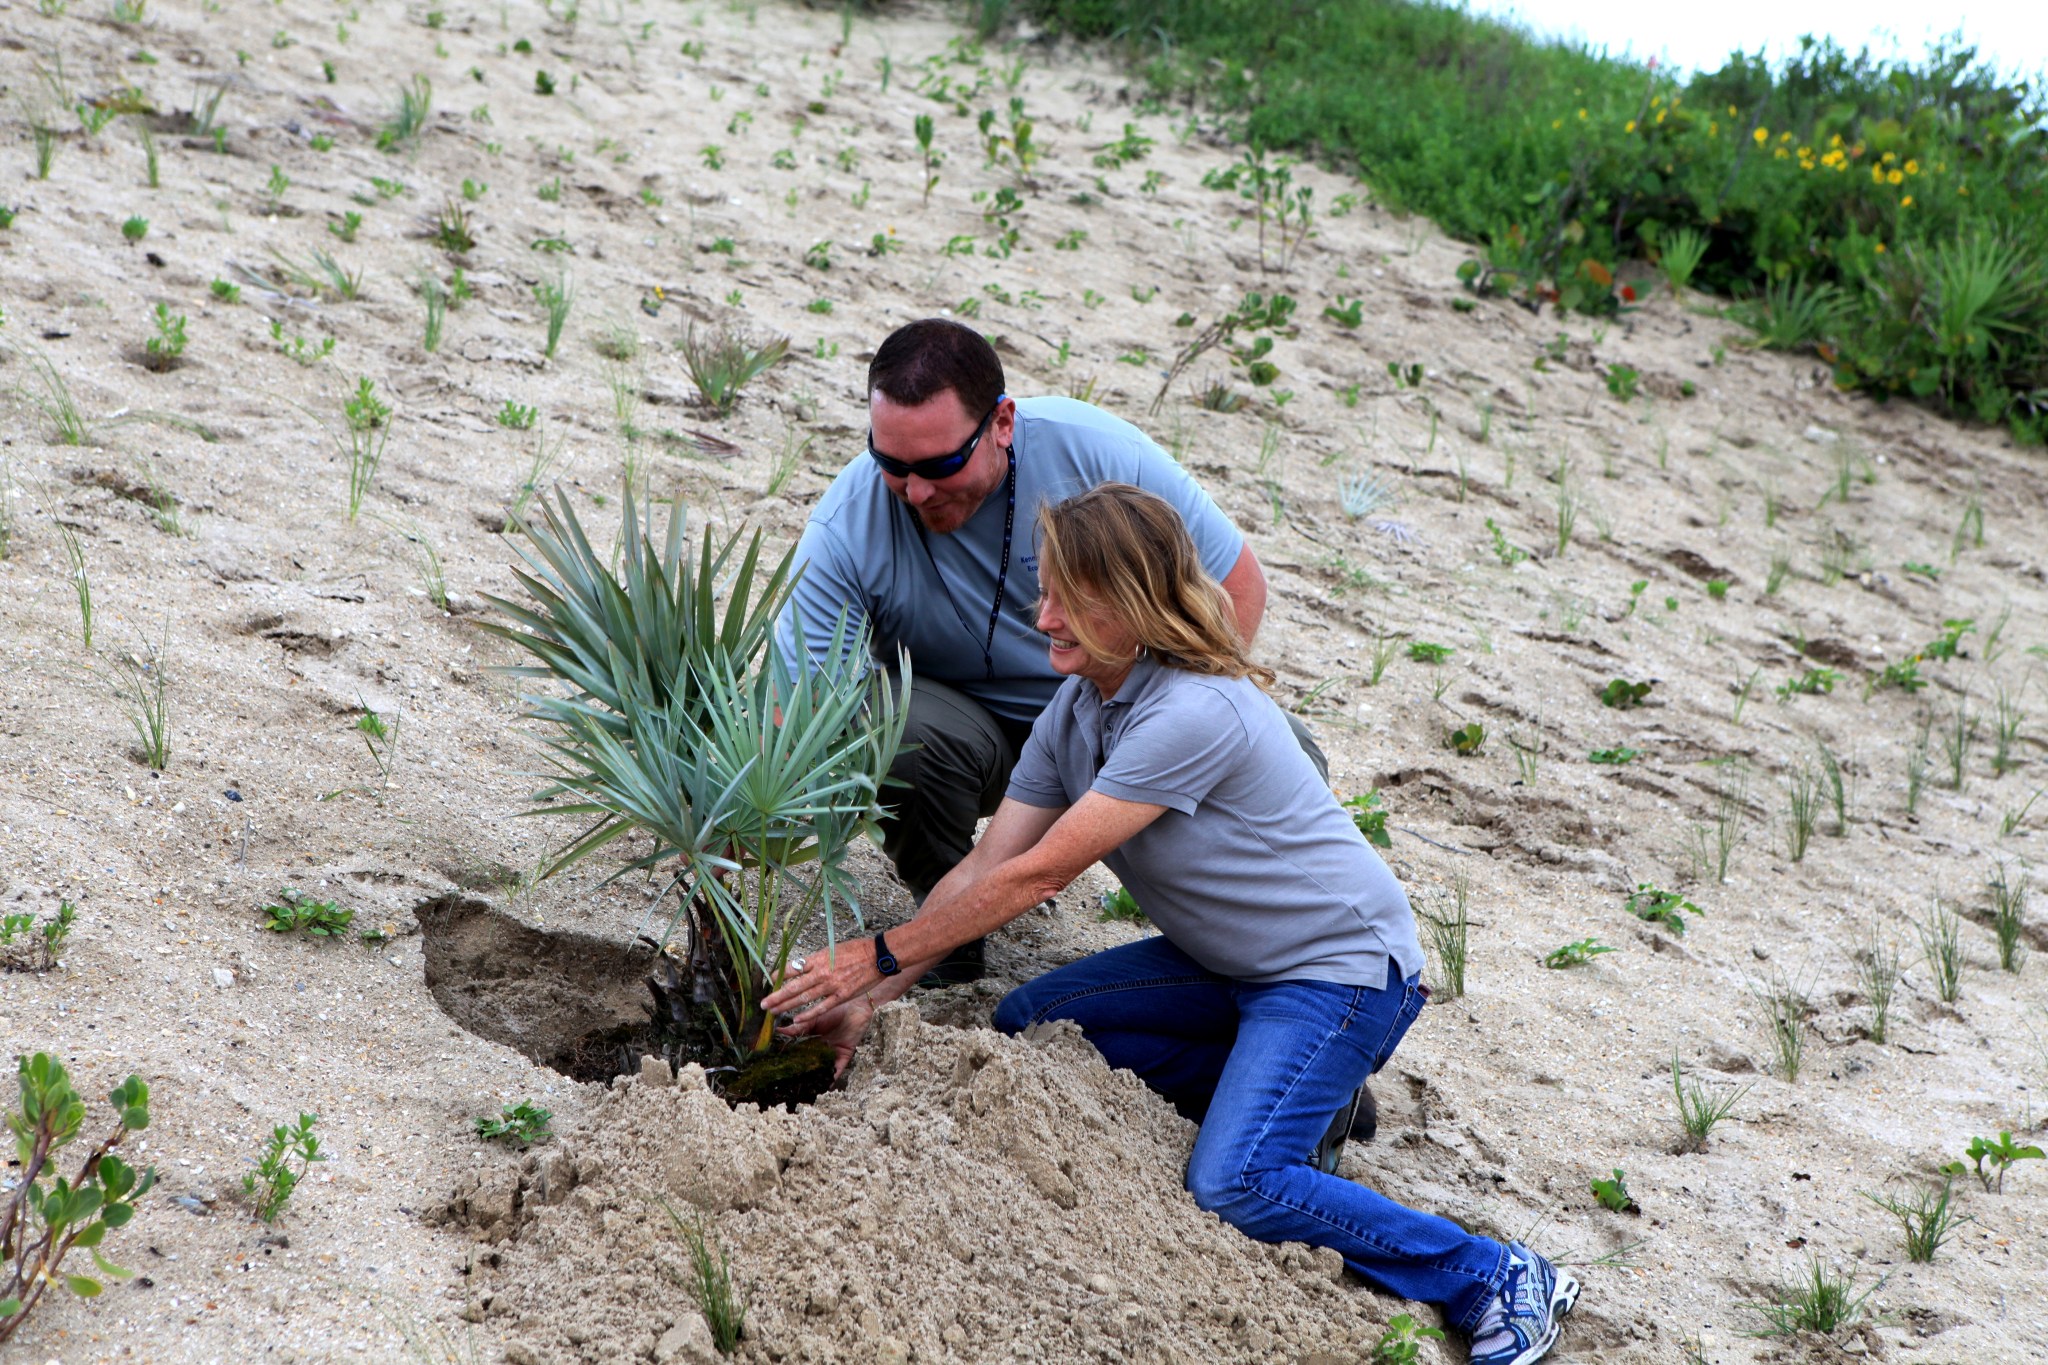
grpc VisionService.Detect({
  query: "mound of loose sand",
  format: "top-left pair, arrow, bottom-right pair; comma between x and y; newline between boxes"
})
445,1006 -> 1403,1365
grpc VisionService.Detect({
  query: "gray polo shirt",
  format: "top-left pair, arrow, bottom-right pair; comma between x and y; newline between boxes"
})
772,396 -> 1244,722
1007,655 -> 1425,987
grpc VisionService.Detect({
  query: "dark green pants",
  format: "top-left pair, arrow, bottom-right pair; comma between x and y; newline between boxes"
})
877,675 -> 1329,902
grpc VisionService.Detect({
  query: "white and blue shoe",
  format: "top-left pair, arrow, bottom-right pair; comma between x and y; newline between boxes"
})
1468,1242 -> 1580,1365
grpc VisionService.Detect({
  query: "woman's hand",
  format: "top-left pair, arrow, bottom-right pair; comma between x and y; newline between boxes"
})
761,938 -> 883,1021
779,997 -> 876,1077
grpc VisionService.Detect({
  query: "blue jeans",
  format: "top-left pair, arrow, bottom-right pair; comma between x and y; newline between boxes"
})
993,936 -> 1508,1331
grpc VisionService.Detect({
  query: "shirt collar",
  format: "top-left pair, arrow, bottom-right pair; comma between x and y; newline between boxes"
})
1099,650 -> 1165,710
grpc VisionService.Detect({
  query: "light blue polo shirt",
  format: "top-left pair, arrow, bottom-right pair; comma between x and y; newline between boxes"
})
1007,655 -> 1426,987
771,396 -> 1244,722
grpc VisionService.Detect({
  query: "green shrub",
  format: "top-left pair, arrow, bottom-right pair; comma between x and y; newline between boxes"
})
1,1055 -> 155,1345
1024,0 -> 2048,440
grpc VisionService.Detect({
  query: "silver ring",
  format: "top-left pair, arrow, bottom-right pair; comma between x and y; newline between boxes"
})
791,956 -> 807,973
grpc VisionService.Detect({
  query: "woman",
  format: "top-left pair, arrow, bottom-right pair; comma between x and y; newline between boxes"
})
763,483 -> 1579,1365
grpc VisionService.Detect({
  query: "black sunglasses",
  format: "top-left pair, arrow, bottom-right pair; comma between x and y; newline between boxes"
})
867,398 -> 1003,481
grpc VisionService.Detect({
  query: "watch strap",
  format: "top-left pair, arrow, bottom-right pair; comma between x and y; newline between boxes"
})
873,930 -> 901,977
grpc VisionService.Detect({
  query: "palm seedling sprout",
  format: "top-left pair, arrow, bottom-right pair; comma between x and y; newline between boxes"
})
483,487 -> 906,1078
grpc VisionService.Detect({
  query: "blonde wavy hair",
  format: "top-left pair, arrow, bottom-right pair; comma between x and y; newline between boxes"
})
1036,482 -> 1273,687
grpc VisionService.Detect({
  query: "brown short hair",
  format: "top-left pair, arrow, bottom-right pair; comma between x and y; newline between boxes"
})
1036,483 -> 1272,687
868,318 -> 1005,414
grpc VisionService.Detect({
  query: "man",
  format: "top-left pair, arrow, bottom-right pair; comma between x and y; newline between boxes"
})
774,318 -> 1323,984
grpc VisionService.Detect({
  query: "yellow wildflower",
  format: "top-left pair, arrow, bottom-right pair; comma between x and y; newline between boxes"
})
1875,242 -> 1886,253
1753,126 -> 1768,145
1904,159 -> 1919,174
1887,168 -> 1903,185
1901,195 -> 1913,208
1830,134 -> 1843,148
1552,118 -> 1563,130
1728,104 -> 1738,116
1774,146 -> 1790,160
1578,108 -> 1588,120
1656,109 -> 1667,125
1871,164 -> 1885,184
1625,119 -> 1636,133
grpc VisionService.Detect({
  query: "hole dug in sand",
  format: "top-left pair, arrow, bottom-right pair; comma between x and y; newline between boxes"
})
416,892 -> 665,1083
416,894 -> 836,1104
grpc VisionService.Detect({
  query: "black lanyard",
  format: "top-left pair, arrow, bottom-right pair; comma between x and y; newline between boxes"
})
911,444 -> 1016,681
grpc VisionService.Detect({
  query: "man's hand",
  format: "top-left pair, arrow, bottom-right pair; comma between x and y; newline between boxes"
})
761,938 -> 884,1021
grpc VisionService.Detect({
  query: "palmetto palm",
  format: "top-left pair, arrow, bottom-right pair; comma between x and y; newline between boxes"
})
483,487 -> 906,1067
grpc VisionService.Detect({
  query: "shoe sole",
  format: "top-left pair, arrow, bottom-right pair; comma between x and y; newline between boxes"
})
1552,1267 -> 1581,1320
1485,1267 -> 1581,1365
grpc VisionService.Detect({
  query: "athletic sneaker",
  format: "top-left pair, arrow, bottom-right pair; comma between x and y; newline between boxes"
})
1467,1242 -> 1580,1365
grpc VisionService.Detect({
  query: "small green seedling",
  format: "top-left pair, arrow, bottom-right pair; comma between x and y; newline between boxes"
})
1544,938 -> 1613,969
1600,678 -> 1652,709
1590,1168 -> 1639,1213
1342,791 -> 1392,849
1369,1314 -> 1445,1364
343,376 -> 390,432
1706,578 -> 1729,600
1953,1133 -> 2043,1193
473,1101 -> 552,1146
0,901 -> 76,972
1096,886 -> 1146,924
1922,618 -> 1975,661
661,1201 -> 746,1354
1446,722 -> 1486,756
143,303 -> 187,371
1745,1257 -> 1877,1338
1863,1175 -> 1971,1262
1776,667 -> 1839,698
1604,364 -> 1639,401
1672,1053 -> 1750,1151
209,278 -> 240,303
261,888 -> 355,937
1625,883 -> 1698,935
243,1112 -> 323,1223
1485,518 -> 1527,566
0,1055 -> 154,1346
120,214 -> 149,244
497,400 -> 538,430
355,704 -> 401,789
1876,657 -> 1927,693
1407,641 -> 1452,664
1588,746 -> 1640,765
1322,296 -> 1364,328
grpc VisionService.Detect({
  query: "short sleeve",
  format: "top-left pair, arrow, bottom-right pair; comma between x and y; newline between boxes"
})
1004,705 -> 1070,809
1093,683 -> 1248,814
773,519 -> 870,678
1128,444 -> 1245,585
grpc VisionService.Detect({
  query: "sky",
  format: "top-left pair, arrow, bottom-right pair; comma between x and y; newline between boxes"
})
1457,0 -> 2048,82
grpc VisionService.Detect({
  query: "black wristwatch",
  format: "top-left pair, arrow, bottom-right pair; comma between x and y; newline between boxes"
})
872,930 -> 901,977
